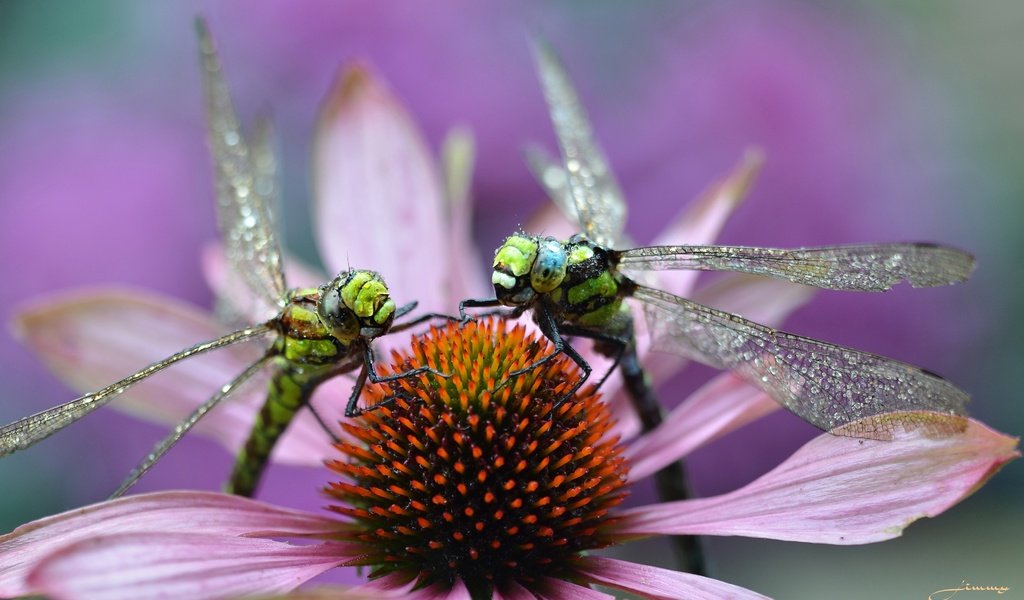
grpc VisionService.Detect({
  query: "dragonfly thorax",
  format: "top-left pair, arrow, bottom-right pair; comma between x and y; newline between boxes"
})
316,270 -> 397,343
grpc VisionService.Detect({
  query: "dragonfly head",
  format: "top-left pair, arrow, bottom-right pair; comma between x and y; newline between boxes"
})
491,234 -> 567,306
317,270 -> 397,343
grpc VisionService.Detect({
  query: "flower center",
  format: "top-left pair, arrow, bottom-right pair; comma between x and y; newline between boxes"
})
325,317 -> 629,598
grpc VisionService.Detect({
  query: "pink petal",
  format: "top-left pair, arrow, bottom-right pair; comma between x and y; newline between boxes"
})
27,532 -> 350,600
533,578 -> 613,600
650,148 -> 764,298
691,274 -> 815,326
313,65 -> 449,314
494,580 -> 540,600
0,491 -> 345,596
442,579 -> 472,600
616,418 -> 1019,544
441,128 -> 490,301
346,573 -> 420,597
13,288 -> 332,468
575,556 -> 768,600
243,586 -> 384,600
625,373 -> 779,480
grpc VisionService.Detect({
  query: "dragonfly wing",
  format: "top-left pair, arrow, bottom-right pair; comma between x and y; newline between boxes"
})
531,37 -> 626,249
633,285 -> 969,439
618,243 -> 975,291
523,144 -> 576,223
197,19 -> 288,311
0,323 -> 272,456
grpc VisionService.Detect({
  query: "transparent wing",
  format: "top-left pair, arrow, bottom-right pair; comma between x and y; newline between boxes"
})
197,19 -> 288,311
633,285 -> 969,439
531,37 -> 626,249
618,243 -> 975,291
0,324 -> 273,456
523,144 -> 640,250
110,355 -> 272,498
523,144 -> 575,222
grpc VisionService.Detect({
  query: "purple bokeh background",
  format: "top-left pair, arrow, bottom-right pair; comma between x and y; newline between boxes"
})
1,1 -> 1020,595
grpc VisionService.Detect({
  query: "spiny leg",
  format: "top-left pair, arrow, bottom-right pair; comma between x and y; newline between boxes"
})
344,345 -> 450,417
458,297 -> 500,322
558,323 -> 629,396
390,311 -> 460,334
306,402 -> 342,444
343,362 -> 371,418
393,300 -> 419,320
110,356 -> 271,499
392,301 -> 460,328
492,304 -> 591,407
458,298 -> 527,326
303,357 -> 366,443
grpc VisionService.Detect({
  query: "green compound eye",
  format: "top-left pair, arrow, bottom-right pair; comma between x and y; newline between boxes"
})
491,235 -> 538,292
317,275 -> 361,342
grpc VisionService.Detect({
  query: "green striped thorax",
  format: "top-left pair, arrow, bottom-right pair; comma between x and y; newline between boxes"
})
491,234 -> 628,329
316,270 -> 398,343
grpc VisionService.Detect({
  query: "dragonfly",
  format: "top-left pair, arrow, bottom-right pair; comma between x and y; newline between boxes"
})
0,19 -> 449,499
461,38 -> 974,442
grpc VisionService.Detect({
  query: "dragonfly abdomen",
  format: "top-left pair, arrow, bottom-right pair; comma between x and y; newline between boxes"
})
227,300 -> 348,497
226,360 -> 330,497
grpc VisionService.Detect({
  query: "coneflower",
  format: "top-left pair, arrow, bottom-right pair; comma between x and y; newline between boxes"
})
0,317 -> 1015,600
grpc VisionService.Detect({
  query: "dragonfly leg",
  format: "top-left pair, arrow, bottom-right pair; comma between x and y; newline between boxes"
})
306,402 -> 341,444
496,304 -> 591,408
393,300 -> 419,320
344,346 -> 444,415
343,363 -> 371,418
558,324 -> 629,395
389,311 -> 460,334
345,344 -> 452,418
364,344 -> 451,383
458,297 -> 502,322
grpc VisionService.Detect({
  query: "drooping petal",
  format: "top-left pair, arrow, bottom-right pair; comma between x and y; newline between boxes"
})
26,532 -> 350,600
574,556 -> 769,600
533,577 -> 613,600
616,418 -> 1019,544
313,65 -> 449,314
0,491 -> 346,597
441,579 -> 472,600
345,573 -> 420,598
494,579 -> 540,600
12,288 -> 333,467
625,373 -> 779,480
244,586 -> 384,600
690,274 -> 815,325
441,128 -> 489,301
